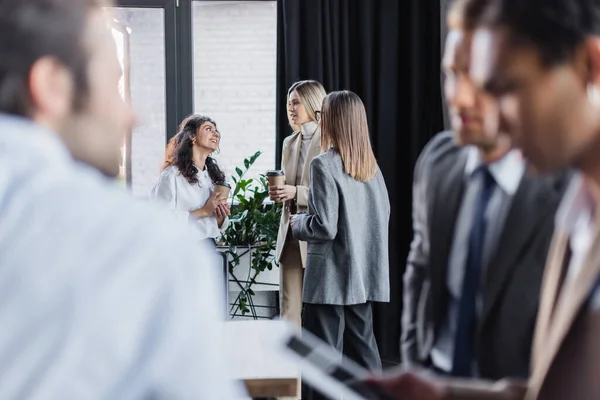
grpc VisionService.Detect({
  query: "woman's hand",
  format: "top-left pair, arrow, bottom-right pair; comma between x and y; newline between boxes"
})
215,203 -> 231,227
364,370 -> 449,400
190,192 -> 223,219
269,185 -> 297,202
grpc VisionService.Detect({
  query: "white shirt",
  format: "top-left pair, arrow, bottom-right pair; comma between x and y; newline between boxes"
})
431,147 -> 525,373
0,114 -> 245,399
149,165 -> 229,241
555,173 -> 597,284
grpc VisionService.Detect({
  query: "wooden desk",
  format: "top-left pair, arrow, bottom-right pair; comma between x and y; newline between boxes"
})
223,320 -> 300,398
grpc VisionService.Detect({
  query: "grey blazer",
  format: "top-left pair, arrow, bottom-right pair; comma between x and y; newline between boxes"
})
291,149 -> 390,305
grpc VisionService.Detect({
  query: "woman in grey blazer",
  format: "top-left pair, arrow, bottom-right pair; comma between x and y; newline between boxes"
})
291,90 -> 390,399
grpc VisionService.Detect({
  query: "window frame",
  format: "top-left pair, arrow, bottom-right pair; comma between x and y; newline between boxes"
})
115,0 -> 192,142
114,0 -> 277,194
115,0 -> 274,142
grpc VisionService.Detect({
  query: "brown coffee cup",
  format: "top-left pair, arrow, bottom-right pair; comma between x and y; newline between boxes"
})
266,170 -> 285,202
266,170 -> 285,187
213,181 -> 231,203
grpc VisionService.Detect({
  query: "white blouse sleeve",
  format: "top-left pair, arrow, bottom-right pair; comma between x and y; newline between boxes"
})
149,168 -> 192,225
219,216 -> 230,233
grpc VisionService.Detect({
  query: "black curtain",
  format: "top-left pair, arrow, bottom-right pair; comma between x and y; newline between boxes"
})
276,0 -> 444,363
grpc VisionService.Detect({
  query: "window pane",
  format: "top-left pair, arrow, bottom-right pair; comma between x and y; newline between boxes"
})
114,8 -> 167,198
109,20 -> 129,187
193,1 -> 277,182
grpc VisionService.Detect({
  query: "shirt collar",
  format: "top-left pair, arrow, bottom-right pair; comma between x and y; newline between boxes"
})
556,173 -> 597,234
464,146 -> 525,195
0,113 -> 72,166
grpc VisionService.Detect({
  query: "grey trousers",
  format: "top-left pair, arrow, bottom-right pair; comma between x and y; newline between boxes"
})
302,302 -> 382,400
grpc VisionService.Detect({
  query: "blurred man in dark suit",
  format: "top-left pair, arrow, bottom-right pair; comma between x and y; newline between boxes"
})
401,0 -> 569,381
376,0 -> 600,398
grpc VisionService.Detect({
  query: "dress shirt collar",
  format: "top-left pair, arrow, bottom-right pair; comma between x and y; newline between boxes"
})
464,146 -> 525,195
0,113 -> 72,166
556,173 -> 598,234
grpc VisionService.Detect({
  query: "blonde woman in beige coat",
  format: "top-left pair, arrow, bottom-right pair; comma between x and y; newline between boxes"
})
270,80 -> 327,330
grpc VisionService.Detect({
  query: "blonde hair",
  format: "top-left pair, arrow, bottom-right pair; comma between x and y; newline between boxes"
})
286,80 -> 327,132
321,91 -> 378,182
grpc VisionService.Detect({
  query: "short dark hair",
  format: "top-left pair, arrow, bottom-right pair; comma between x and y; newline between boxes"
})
482,0 -> 600,66
0,0 -> 104,116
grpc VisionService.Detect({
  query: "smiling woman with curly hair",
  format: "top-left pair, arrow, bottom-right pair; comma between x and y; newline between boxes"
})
150,114 -> 231,243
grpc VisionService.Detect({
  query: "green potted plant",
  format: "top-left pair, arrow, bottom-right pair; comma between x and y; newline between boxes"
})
218,151 -> 282,318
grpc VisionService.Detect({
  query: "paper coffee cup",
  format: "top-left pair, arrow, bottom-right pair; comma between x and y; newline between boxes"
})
214,181 -> 231,202
266,170 -> 285,187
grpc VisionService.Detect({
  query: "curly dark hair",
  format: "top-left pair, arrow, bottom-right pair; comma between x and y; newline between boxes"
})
162,114 -> 226,185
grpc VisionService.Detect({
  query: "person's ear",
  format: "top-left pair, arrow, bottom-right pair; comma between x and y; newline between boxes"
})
581,37 -> 600,108
585,37 -> 600,85
29,56 -> 74,122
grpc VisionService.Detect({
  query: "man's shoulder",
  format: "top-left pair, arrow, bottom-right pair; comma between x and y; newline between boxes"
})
519,167 -> 574,214
412,131 -> 464,182
72,170 -> 196,250
418,131 -> 462,166
543,168 -> 575,194
5,162 -> 200,265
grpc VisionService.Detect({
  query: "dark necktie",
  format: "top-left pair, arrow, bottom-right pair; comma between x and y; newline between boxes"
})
451,166 -> 496,377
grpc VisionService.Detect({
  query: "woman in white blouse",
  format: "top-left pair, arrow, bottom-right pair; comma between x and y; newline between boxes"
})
150,114 -> 231,243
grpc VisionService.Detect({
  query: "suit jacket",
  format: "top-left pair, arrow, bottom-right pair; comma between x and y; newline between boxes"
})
401,131 -> 570,380
526,219 -> 600,399
291,149 -> 391,305
275,127 -> 322,267
445,177 -> 600,400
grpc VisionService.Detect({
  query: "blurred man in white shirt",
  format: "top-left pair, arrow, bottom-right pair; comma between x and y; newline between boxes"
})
0,0 -> 244,398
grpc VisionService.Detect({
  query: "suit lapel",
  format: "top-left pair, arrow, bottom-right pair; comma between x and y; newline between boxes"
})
300,128 -> 321,186
480,173 -> 556,324
530,230 -> 569,372
530,226 -> 600,394
429,148 -> 467,323
284,132 -> 301,186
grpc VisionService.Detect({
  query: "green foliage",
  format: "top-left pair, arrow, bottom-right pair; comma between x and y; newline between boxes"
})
219,151 -> 282,317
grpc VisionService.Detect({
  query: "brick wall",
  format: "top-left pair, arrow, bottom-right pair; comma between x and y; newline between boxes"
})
193,1 -> 277,183
116,8 -> 168,198
194,2 -> 279,319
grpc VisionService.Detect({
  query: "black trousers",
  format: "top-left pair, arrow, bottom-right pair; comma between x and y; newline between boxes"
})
301,302 -> 382,400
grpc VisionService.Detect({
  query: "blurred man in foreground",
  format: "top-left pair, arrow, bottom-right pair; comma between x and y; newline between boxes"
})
0,0 -> 243,397
371,0 -> 600,398
401,0 -> 568,381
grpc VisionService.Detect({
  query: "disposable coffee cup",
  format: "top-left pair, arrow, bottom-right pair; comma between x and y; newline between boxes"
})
266,170 -> 285,187
214,181 -> 231,202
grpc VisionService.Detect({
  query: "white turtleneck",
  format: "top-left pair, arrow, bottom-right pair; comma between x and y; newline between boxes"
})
296,121 -> 318,185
